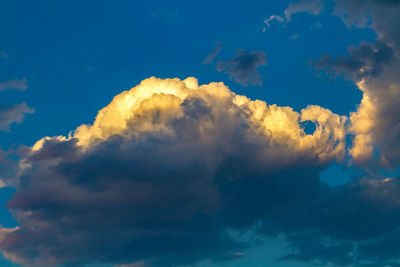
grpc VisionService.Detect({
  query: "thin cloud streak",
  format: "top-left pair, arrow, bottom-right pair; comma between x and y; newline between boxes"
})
0,79 -> 28,92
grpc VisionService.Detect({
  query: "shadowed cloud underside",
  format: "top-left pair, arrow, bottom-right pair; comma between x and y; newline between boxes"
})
0,77 -> 399,266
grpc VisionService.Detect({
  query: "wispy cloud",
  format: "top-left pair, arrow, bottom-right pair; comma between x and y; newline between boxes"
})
202,42 -> 222,64
0,78 -> 28,91
263,15 -> 284,28
0,51 -> 8,58
285,0 -> 325,21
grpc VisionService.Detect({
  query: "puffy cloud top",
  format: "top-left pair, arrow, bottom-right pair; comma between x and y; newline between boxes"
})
1,77 -> 400,266
0,77 -> 351,266
53,77 -> 346,163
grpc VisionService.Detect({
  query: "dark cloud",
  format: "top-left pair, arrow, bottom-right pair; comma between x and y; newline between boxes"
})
0,103 -> 34,131
0,77 -> 348,266
6,131 -> 400,266
217,49 -> 267,86
218,156 -> 400,265
1,77 -> 400,266
280,231 -> 354,265
315,41 -> 394,80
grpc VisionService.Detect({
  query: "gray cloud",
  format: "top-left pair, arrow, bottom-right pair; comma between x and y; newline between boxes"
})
0,149 -> 18,188
202,42 -> 222,64
0,78 -> 28,91
217,49 -> 267,86
286,0 -> 400,169
315,41 -> 394,80
0,77 -> 350,266
285,0 -> 325,21
1,2 -> 400,266
2,77 -> 400,266
0,103 -> 34,131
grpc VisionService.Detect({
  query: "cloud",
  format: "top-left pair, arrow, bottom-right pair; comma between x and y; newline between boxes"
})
151,6 -> 180,22
331,0 -> 400,168
0,77 -> 355,266
0,51 -> 8,58
285,0 -> 400,169
0,79 -> 28,91
1,1 -> 397,265
279,176 -> 400,266
202,42 -> 222,64
217,50 -> 267,86
3,77 -> 400,266
0,103 -> 34,131
262,15 -> 285,32
0,77 -> 32,132
284,0 -> 325,21
0,148 -> 20,188
315,41 -> 394,80
333,0 -> 400,29
263,15 -> 284,28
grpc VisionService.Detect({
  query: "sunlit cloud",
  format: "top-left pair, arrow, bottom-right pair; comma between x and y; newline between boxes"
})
1,71 -> 400,266
1,0 -> 400,266
0,77 -> 351,266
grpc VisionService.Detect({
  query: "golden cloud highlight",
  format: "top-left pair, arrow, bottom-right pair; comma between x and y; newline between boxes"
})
32,77 -> 347,165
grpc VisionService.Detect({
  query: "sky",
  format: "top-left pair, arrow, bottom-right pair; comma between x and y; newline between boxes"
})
0,0 -> 400,266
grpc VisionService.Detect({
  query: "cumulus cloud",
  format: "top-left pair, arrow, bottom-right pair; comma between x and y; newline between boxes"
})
0,103 -> 34,131
0,77 -> 355,266
0,78 -> 28,91
2,1 -> 399,265
255,1 -> 400,262
338,1 -> 400,169
3,77 -> 400,266
283,0 -> 400,169
217,50 -> 267,86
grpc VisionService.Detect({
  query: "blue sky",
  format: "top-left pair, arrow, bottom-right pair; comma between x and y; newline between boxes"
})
1,0 -> 400,266
0,0 -> 372,149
